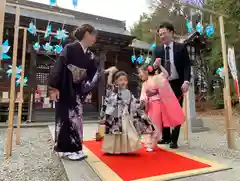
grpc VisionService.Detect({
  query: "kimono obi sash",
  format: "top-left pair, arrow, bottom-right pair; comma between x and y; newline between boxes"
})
146,88 -> 161,102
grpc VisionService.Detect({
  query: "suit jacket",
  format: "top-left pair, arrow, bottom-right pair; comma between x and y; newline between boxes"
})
153,42 -> 191,84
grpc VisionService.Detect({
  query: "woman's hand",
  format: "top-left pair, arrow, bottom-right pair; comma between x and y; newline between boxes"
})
50,89 -> 60,101
104,66 -> 118,74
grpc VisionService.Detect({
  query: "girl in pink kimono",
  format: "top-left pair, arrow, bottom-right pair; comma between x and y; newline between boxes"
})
138,63 -> 184,152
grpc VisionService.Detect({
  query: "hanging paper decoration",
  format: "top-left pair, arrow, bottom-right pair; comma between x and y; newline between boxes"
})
6,65 -> 28,86
131,55 -> 136,63
216,67 -> 224,79
54,45 -> 63,54
44,24 -> 52,39
145,56 -> 152,65
6,66 -> 13,77
1,40 -> 11,60
151,43 -> 156,50
43,42 -> 53,53
27,21 -> 37,36
186,19 -> 193,33
16,66 -> 22,74
137,55 -> 144,64
205,24 -> 215,38
33,42 -> 40,51
49,0 -> 57,7
72,0 -> 78,8
16,76 -> 28,86
55,29 -> 69,40
196,22 -> 203,35
6,65 -> 22,77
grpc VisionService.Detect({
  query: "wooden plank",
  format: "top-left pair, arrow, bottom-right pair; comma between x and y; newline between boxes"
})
16,28 -> 27,145
6,5 -> 20,158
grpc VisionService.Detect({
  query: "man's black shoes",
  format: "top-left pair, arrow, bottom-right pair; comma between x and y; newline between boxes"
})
158,139 -> 171,144
169,142 -> 178,149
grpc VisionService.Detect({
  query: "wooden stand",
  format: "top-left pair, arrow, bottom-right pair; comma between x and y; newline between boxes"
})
219,16 -> 235,149
6,6 -> 20,158
16,28 -> 27,145
3,2 -> 77,158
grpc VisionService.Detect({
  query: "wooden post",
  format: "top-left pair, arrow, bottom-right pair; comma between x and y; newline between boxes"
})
27,50 -> 37,123
6,6 -> 20,158
219,16 -> 235,149
0,0 -> 6,65
16,28 -> 27,145
183,94 -> 188,141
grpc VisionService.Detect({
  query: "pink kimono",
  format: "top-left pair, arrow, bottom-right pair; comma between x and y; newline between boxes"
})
140,73 -> 185,148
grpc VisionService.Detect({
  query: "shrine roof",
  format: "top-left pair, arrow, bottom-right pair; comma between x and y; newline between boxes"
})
129,39 -> 151,51
5,0 -> 132,36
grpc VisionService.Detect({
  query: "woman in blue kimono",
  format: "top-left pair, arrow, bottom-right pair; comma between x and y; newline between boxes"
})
48,24 -> 115,160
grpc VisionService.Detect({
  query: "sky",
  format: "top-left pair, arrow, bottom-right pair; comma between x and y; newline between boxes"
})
29,0 -> 150,29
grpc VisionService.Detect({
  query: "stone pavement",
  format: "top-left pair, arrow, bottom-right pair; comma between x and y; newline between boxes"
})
49,122 -> 240,181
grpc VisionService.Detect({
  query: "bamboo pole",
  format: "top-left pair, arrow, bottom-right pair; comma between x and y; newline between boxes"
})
19,26 -> 57,35
5,6 -> 20,158
16,28 -> 27,145
6,3 -> 75,18
181,2 -> 228,17
183,94 -> 188,141
0,0 -> 6,66
219,16 -> 235,149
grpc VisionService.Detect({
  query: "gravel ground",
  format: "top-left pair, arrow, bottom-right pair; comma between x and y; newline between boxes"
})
0,127 -> 68,181
1,118 -> 240,181
173,116 -> 240,181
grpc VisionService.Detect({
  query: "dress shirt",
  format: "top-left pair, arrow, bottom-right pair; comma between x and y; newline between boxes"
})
164,42 -> 179,81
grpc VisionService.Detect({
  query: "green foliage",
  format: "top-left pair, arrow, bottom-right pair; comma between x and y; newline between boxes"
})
130,7 -> 186,43
130,13 -> 154,43
131,0 -> 240,109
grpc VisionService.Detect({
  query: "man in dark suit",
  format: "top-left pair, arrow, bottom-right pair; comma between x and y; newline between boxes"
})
154,22 -> 191,149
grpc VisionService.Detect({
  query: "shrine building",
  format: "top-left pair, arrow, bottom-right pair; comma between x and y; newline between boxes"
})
0,0 -> 150,122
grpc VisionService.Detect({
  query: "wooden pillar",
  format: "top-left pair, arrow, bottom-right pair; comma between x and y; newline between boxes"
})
16,28 -> 27,145
183,94 -> 188,141
0,0 -> 6,66
98,50 -> 106,111
27,50 -> 37,122
219,16 -> 235,149
6,6 -> 20,158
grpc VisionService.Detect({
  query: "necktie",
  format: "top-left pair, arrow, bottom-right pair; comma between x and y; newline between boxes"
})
165,46 -> 171,76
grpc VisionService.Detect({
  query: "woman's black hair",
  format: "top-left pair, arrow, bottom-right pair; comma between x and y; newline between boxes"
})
73,24 -> 97,41
139,63 -> 161,76
113,71 -> 128,81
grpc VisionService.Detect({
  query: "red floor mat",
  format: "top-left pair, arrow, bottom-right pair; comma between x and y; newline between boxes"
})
84,141 -> 211,181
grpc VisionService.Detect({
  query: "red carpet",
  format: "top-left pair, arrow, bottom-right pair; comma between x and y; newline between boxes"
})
84,141 -> 211,181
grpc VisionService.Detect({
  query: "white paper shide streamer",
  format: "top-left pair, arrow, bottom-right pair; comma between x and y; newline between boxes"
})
228,47 -> 237,80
